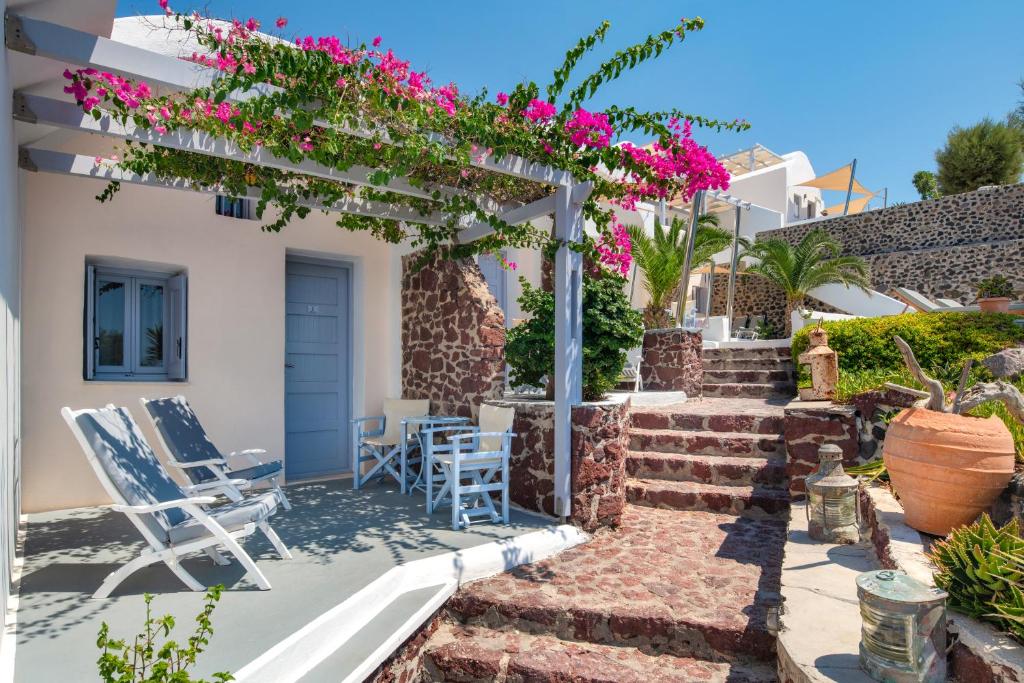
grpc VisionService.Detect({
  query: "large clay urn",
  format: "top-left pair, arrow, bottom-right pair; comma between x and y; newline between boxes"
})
883,408 -> 1015,536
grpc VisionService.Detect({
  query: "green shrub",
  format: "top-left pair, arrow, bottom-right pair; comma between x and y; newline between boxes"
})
506,273 -> 644,401
98,586 -> 232,682
931,515 -> 1024,643
792,312 -> 1024,381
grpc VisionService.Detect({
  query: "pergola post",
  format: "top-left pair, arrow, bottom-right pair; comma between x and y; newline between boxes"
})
553,182 -> 586,519
674,189 -> 705,327
725,204 -> 743,333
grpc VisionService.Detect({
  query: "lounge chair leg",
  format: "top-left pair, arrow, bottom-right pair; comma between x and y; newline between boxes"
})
93,553 -> 164,599
204,546 -> 231,566
217,533 -> 272,590
259,521 -> 293,560
271,479 -> 292,511
164,558 -> 206,592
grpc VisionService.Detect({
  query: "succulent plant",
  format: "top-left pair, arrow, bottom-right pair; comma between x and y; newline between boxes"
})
930,514 -> 1024,641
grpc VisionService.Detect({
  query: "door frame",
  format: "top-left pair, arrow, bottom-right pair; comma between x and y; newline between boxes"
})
284,253 -> 356,479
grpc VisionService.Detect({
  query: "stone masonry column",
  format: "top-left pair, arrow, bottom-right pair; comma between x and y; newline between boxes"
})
639,328 -> 703,395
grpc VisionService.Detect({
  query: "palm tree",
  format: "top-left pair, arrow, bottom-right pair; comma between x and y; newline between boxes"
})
742,229 -> 871,336
627,214 -> 734,328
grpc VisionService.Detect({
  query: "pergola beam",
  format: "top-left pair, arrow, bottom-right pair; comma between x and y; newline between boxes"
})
5,13 -> 571,187
18,147 -> 451,225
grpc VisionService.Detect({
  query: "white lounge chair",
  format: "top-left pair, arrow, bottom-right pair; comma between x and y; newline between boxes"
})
61,405 -> 292,598
618,346 -> 644,392
423,404 -> 514,530
140,395 -> 291,510
351,398 -> 430,490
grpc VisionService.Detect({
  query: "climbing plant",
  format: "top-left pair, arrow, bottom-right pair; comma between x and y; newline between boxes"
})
65,2 -> 745,266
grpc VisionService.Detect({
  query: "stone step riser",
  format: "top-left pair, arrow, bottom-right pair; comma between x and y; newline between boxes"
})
423,624 -> 778,683
703,370 -> 794,384
702,348 -> 792,361
630,411 -> 784,435
625,482 -> 790,519
629,431 -> 784,457
703,358 -> 796,371
446,600 -> 777,666
701,382 -> 795,399
627,453 -> 787,488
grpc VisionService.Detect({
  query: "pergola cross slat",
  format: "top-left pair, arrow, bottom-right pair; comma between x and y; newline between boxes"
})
6,13 -> 573,188
7,15 -> 585,519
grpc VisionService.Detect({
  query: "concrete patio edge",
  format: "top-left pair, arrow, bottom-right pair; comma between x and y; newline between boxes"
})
233,523 -> 589,683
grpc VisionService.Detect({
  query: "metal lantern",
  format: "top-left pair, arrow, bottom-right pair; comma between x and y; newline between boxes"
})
805,443 -> 860,544
857,570 -> 948,683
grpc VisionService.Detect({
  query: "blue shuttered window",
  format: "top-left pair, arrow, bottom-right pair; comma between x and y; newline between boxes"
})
85,264 -> 187,381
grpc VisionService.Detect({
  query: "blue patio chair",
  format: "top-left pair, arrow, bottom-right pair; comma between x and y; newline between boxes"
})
61,405 -> 292,598
422,404 -> 515,530
140,396 -> 291,510
351,398 -> 429,489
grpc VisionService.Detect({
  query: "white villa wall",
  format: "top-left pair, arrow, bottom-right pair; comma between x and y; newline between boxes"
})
20,173 -> 402,512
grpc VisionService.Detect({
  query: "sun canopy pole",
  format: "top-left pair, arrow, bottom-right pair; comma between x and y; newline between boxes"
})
843,158 -> 858,216
553,181 -> 588,519
675,189 -> 705,328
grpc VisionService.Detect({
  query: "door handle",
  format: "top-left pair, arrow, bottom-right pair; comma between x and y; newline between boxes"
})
285,363 -> 296,368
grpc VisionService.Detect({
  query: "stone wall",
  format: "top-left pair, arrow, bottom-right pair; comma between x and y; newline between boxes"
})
401,253 -> 506,418
709,275 -> 842,339
757,183 -> 1024,305
486,395 -> 630,532
784,402 -> 860,497
639,328 -> 703,393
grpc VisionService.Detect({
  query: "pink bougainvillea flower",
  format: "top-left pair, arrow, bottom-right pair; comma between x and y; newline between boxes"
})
157,0 -> 171,15
372,36 -> 382,47
522,98 -> 556,123
275,17 -> 288,28
565,108 -> 614,149
93,156 -> 103,165
245,17 -> 260,31
154,124 -> 168,135
242,61 -> 257,75
495,92 -> 509,106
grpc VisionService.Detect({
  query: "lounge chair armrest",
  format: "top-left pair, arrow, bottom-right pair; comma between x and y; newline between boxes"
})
185,479 -> 250,494
111,497 -> 217,514
168,458 -> 226,469
227,449 -> 273,467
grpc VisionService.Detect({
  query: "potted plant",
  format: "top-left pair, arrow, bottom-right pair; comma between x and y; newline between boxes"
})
881,336 -> 1020,536
977,275 -> 1017,313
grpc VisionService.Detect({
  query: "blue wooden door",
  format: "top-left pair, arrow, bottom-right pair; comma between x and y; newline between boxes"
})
285,260 -> 351,479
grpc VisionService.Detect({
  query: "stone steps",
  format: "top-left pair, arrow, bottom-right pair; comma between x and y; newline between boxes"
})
627,451 -> 787,488
422,622 -> 777,682
630,405 -> 785,435
439,505 -> 785,667
703,369 -> 794,384
629,427 -> 784,458
626,478 -> 790,518
701,382 -> 795,399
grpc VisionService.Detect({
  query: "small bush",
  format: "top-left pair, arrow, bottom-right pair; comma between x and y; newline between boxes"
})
792,312 -> 1024,381
978,275 -> 1018,299
506,273 -> 644,401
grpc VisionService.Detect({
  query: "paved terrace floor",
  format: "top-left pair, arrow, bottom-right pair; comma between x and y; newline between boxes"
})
11,479 -> 553,681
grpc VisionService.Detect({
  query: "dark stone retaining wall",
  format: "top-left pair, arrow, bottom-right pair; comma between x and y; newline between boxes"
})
785,387 -> 930,497
401,253 -> 506,418
368,610 -> 444,682
486,395 -> 630,532
732,184 -> 1024,322
640,328 -> 703,394
709,275 -> 843,339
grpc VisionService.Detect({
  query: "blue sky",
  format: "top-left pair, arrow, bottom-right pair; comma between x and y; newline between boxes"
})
115,0 -> 1024,205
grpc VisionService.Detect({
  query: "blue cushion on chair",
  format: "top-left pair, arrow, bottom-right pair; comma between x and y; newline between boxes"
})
228,461 -> 283,483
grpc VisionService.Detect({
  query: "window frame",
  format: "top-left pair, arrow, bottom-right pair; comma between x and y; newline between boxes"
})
85,264 -> 186,382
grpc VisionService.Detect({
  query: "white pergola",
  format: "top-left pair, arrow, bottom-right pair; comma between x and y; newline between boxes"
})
6,13 -> 589,518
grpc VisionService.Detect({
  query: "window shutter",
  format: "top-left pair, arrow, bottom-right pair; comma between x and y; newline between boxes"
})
167,273 -> 188,380
84,265 -> 95,380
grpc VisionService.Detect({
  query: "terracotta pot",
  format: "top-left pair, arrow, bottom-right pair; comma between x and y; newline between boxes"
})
882,407 -> 1014,536
978,297 -> 1012,313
